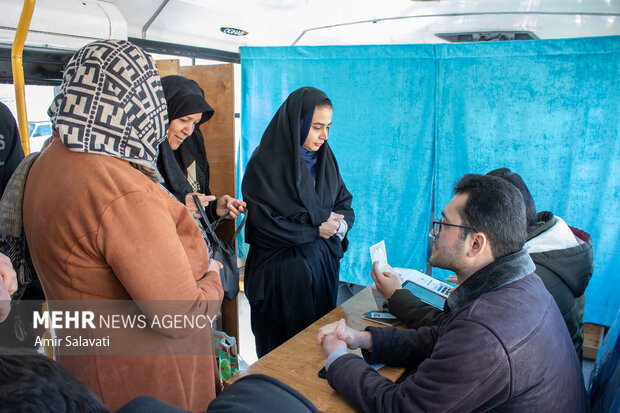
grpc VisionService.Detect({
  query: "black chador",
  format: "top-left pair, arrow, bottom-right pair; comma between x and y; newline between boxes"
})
156,75 -> 220,221
242,87 -> 354,357
0,102 -> 24,196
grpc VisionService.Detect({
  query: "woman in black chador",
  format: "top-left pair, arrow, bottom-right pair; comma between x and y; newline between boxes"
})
242,87 -> 355,357
157,75 -> 244,221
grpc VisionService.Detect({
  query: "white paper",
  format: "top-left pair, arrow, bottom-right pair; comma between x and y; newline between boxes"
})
369,240 -> 395,274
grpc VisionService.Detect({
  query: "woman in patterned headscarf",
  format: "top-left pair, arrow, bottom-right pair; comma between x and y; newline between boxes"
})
22,40 -> 223,411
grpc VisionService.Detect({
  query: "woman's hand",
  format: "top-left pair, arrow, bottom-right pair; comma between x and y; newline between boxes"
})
319,212 -> 344,239
0,253 -> 16,323
185,193 -> 216,217
0,253 -> 17,297
216,195 -> 247,219
207,259 -> 223,275
0,283 -> 10,322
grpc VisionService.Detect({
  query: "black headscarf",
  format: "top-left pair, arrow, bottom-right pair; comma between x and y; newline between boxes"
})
242,87 -> 354,248
157,75 -> 215,202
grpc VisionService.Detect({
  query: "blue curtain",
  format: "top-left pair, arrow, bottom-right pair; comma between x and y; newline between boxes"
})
239,36 -> 620,326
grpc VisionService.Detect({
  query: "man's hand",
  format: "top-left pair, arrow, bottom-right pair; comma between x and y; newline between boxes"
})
370,261 -> 402,300
445,275 -> 460,292
185,193 -> 216,217
320,332 -> 347,357
216,195 -> 247,219
317,319 -> 373,351
319,212 -> 344,239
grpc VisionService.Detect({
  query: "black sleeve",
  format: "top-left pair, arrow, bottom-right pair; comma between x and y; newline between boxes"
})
331,176 -> 354,251
327,322 -> 511,413
244,201 -> 320,249
206,198 -> 219,223
0,105 -> 24,196
387,289 -> 444,329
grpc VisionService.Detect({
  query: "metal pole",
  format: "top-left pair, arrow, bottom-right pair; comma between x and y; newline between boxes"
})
11,0 -> 36,155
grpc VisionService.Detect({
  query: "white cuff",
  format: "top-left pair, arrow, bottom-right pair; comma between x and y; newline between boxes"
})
335,219 -> 348,241
325,348 -> 349,371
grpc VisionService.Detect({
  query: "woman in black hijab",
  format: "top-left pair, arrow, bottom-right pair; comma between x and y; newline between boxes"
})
157,75 -> 245,221
242,87 -> 355,357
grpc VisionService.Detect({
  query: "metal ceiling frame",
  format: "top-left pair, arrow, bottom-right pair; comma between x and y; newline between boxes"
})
142,0 -> 171,39
292,11 -> 620,45
0,39 -> 239,86
128,37 -> 240,63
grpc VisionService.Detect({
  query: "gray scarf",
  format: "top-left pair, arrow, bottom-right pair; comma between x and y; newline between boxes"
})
0,152 -> 40,296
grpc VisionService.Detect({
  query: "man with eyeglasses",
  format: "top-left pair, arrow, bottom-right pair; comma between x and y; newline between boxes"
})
316,174 -> 587,412
374,168 -> 594,363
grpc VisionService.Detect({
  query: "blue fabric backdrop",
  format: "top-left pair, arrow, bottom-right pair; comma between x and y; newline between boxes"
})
239,36 -> 619,326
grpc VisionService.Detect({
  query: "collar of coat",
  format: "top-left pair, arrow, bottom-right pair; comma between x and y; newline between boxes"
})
446,249 -> 535,313
527,211 -> 557,241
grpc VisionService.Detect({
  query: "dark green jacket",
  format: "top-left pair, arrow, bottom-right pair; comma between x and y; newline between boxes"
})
526,212 -> 594,361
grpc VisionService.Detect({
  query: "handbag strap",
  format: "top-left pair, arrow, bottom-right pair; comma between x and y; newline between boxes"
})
192,195 -> 247,246
212,207 -> 248,242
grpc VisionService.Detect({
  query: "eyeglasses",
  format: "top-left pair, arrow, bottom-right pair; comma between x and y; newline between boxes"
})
431,220 -> 479,237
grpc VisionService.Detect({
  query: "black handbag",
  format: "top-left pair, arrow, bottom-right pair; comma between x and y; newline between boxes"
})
193,195 -> 247,301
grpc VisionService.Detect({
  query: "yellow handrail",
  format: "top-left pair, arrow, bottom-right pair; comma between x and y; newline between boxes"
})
11,0 -> 36,156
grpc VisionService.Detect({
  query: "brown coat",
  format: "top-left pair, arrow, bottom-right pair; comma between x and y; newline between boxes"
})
23,137 -> 223,412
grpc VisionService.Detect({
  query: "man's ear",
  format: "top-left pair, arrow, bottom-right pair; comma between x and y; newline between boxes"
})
467,232 -> 488,258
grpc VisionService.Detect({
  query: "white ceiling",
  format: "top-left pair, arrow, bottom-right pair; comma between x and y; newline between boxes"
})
1,0 -> 619,52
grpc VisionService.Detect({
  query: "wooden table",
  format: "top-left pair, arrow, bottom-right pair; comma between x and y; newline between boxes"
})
225,286 -> 405,412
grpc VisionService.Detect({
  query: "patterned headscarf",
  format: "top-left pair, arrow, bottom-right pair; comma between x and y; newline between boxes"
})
47,40 -> 168,181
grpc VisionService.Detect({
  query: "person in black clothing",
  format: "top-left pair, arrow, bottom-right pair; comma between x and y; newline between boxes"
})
0,102 -> 46,347
488,168 -> 593,361
157,75 -> 244,221
0,101 -> 24,195
242,87 -> 355,357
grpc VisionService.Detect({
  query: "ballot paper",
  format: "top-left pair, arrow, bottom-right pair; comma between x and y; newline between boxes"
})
369,240 -> 396,274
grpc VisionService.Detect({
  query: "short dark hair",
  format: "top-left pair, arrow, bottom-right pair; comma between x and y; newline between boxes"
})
486,168 -> 537,232
453,174 -> 527,259
0,348 -> 109,413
